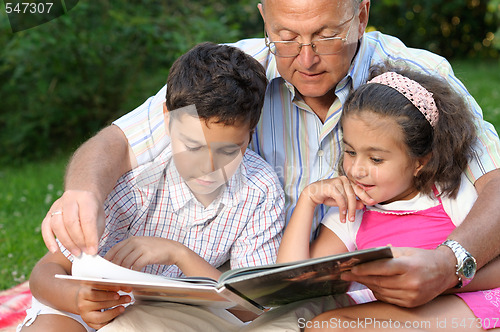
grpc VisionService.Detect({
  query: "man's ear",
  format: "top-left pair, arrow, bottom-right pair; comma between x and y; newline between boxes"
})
258,3 -> 265,23
414,153 -> 432,176
163,102 -> 171,136
357,0 -> 370,39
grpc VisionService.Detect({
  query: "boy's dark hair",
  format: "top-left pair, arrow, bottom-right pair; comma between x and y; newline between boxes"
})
342,64 -> 477,198
165,42 -> 267,130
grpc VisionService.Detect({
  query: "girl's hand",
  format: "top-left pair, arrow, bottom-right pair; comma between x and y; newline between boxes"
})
104,237 -> 186,271
304,176 -> 375,223
77,284 -> 131,330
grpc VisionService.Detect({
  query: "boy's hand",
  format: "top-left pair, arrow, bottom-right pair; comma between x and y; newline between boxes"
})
304,176 -> 375,223
105,237 -> 186,271
77,284 -> 132,330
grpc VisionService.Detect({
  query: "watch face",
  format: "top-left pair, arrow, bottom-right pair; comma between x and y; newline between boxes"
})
463,257 -> 477,278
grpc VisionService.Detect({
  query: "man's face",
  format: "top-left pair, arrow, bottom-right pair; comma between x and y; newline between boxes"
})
168,112 -> 250,206
261,0 -> 364,107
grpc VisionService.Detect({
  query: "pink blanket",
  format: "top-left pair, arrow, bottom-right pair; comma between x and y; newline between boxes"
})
0,282 -> 31,332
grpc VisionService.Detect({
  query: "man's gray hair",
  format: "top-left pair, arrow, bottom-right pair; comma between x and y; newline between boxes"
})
261,0 -> 361,11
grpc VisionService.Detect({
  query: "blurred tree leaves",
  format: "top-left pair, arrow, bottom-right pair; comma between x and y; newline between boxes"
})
1,0 -> 498,164
0,0 -> 262,164
369,0 -> 500,59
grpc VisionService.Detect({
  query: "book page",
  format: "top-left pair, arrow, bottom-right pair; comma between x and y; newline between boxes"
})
221,246 -> 392,308
72,253 -> 216,286
59,253 -> 263,313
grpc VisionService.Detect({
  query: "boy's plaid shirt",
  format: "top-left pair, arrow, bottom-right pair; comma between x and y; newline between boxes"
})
61,148 -> 285,277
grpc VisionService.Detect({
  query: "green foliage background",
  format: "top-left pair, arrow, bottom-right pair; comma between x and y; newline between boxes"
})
368,0 -> 500,59
0,0 -> 499,165
0,0 -> 263,164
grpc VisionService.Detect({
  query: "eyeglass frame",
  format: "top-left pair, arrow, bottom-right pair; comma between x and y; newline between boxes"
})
264,13 -> 356,57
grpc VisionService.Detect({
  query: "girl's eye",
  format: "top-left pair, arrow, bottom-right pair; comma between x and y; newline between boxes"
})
371,158 -> 383,164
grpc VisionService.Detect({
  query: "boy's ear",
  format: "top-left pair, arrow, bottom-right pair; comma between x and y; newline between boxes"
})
414,153 -> 432,176
163,102 -> 171,136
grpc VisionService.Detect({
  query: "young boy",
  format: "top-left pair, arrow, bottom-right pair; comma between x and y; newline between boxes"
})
19,42 -> 285,332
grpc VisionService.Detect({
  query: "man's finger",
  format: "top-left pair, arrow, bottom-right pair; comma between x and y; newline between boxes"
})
347,257 -> 404,277
62,200 -> 88,255
46,214 -> 81,256
370,289 -> 419,307
342,270 -> 401,289
41,211 -> 59,253
79,203 -> 101,255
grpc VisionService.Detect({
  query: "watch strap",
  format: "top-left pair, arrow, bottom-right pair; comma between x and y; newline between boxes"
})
438,239 -> 476,288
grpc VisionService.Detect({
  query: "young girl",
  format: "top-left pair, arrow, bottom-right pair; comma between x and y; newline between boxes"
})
277,67 -> 500,331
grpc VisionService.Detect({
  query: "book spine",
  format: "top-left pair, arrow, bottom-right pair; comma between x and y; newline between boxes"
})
216,287 -> 263,315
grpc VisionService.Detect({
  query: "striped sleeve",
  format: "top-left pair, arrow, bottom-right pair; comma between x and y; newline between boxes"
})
113,85 -> 170,166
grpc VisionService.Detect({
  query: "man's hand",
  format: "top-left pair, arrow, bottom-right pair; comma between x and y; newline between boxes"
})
41,125 -> 135,256
41,190 -> 105,256
341,247 -> 458,307
77,284 -> 132,330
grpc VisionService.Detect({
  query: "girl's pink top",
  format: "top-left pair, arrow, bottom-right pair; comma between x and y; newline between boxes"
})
356,190 -> 499,330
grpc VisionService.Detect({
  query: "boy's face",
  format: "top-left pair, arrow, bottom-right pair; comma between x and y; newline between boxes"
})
168,112 -> 251,206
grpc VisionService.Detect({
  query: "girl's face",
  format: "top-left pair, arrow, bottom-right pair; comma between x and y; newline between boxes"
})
342,113 -> 424,204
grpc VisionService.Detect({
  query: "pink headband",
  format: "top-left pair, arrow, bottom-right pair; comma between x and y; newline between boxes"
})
367,72 -> 439,128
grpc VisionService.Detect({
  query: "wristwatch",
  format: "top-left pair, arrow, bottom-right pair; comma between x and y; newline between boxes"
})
438,239 -> 477,288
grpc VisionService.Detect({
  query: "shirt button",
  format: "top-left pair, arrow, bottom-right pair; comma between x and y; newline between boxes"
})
318,150 -> 324,157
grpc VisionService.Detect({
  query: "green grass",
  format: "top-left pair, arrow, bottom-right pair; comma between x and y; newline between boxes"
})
1,59 -> 499,291
0,155 -> 67,290
451,58 -> 500,133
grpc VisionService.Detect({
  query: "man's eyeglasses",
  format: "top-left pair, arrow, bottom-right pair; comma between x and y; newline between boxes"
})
264,14 -> 356,57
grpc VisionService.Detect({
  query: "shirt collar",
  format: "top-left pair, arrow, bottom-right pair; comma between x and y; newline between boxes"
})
326,34 -> 371,97
164,159 -> 198,212
348,33 -> 372,91
262,44 -> 299,99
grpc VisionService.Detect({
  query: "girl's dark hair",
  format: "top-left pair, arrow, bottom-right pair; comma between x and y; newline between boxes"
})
342,64 -> 476,198
165,42 -> 268,130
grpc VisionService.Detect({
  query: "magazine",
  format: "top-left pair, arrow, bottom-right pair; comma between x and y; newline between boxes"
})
56,246 -> 392,314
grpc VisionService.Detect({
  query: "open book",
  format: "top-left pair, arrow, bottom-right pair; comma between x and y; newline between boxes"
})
56,246 -> 392,314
